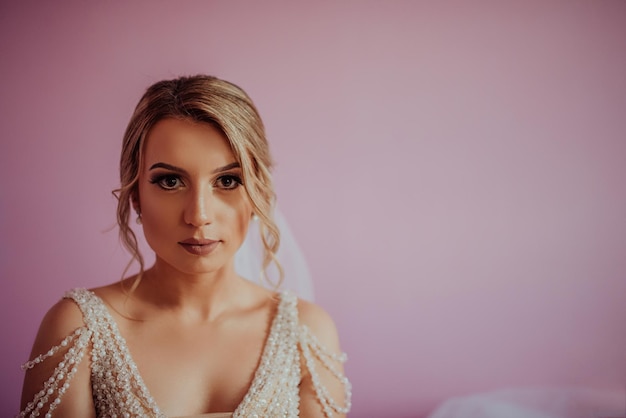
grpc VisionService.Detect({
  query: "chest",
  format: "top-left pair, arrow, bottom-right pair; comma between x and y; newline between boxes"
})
124,320 -> 268,414
85,294 -> 303,417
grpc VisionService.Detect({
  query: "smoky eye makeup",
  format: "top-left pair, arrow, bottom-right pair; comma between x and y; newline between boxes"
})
146,160 -> 244,192
215,174 -> 244,190
149,173 -> 185,190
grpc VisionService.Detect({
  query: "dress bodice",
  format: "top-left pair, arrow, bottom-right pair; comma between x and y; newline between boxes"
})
19,289 -> 351,418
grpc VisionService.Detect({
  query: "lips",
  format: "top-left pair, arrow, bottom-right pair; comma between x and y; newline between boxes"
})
178,238 -> 220,256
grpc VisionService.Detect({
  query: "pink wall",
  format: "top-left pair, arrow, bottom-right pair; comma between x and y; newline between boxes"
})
1,2 -> 625,416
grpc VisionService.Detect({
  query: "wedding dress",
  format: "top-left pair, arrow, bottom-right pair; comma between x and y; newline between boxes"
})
19,288 -> 351,418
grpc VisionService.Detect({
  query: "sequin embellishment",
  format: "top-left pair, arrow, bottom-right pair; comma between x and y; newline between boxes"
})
19,289 -> 351,417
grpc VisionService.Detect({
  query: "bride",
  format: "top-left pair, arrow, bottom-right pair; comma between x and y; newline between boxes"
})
19,75 -> 351,417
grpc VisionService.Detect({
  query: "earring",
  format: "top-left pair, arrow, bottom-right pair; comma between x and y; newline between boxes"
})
251,213 -> 259,221
136,213 -> 142,224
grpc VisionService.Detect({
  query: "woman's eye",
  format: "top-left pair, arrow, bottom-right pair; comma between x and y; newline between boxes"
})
151,175 -> 183,190
216,175 -> 242,190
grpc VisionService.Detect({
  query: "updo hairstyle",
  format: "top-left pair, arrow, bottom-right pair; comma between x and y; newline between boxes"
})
113,75 -> 282,289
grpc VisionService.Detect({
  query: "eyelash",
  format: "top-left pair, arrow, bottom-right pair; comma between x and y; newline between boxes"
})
148,174 -> 243,191
215,174 -> 243,190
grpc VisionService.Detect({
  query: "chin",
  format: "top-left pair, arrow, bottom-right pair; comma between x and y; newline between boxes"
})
168,257 -> 235,277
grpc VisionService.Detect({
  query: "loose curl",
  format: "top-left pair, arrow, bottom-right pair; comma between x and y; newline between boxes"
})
113,75 -> 282,291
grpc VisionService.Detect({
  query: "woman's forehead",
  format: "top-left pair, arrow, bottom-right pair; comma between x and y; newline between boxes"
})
143,118 -> 237,170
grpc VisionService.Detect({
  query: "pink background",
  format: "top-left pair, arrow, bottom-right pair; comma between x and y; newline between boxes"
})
1,2 -> 625,416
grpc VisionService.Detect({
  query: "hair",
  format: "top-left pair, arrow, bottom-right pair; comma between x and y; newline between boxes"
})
113,75 -> 282,290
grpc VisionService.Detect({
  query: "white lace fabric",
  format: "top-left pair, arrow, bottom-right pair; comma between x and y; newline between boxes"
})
19,289 -> 351,418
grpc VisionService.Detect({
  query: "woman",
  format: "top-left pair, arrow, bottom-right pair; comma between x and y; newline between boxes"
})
19,75 -> 351,417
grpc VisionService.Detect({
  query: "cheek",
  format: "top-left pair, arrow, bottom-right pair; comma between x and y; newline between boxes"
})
138,185 -> 179,231
230,197 -> 253,240
235,209 -> 251,238
142,196 -> 177,218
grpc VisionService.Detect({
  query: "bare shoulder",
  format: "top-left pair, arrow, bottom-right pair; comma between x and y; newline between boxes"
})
296,298 -> 350,417
31,296 -> 86,352
21,296 -> 95,416
296,298 -> 342,354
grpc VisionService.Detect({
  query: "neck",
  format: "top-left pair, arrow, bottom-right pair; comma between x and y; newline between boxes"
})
132,258 -> 246,322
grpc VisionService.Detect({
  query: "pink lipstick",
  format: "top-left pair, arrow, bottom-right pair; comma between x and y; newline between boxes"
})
178,238 -> 220,256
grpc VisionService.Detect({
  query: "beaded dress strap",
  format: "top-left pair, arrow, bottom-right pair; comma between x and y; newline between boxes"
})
64,288 -> 165,417
18,289 -> 165,418
277,291 -> 352,417
299,323 -> 352,417
19,309 -> 92,417
233,290 -> 301,417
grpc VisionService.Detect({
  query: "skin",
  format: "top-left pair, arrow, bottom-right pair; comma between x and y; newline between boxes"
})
21,118 -> 346,417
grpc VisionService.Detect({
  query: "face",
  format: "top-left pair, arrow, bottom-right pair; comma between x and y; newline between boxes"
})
136,118 -> 252,277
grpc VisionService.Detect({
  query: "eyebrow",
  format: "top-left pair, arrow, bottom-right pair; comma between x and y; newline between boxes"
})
148,161 -> 241,174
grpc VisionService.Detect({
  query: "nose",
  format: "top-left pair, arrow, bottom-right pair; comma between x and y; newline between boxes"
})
183,186 -> 215,227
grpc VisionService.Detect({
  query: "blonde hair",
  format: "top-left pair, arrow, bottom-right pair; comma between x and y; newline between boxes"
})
113,75 -> 282,289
